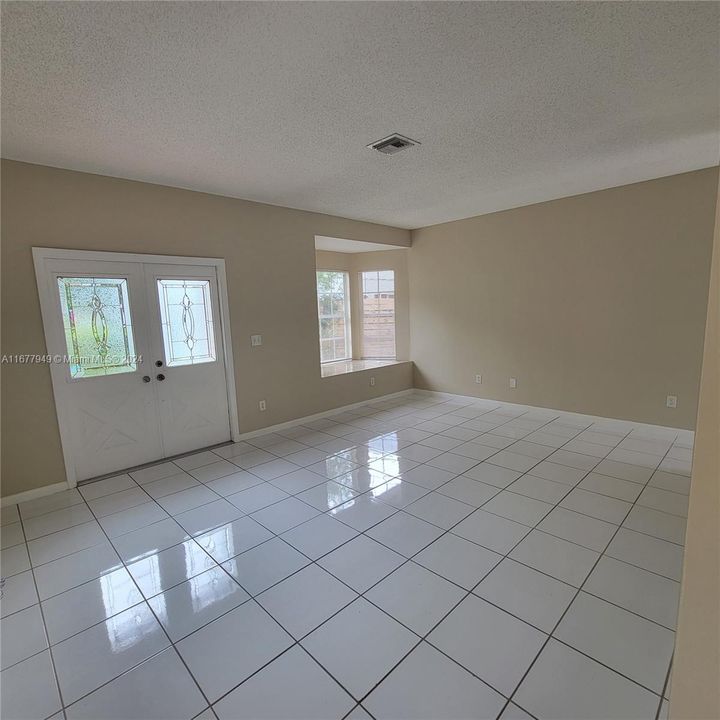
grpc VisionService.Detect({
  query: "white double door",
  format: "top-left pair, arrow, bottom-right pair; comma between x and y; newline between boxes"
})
38,253 -> 232,483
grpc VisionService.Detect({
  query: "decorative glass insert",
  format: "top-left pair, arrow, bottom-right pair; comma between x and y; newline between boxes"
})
157,279 -> 216,367
57,277 -> 137,379
361,270 -> 396,359
316,271 -> 351,363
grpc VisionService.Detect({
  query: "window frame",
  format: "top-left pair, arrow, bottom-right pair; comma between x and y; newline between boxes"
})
359,269 -> 397,360
315,269 -> 352,364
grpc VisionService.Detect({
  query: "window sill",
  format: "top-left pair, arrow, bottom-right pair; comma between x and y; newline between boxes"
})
320,359 -> 405,378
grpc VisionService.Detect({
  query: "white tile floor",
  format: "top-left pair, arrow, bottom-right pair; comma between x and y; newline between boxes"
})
0,391 -> 692,720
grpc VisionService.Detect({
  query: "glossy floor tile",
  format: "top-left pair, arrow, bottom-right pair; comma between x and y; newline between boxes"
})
42,567 -> 144,644
428,594 -> 547,696
0,605 -> 48,671
413,531 -> 502,589
514,639 -> 659,720
554,592 -> 675,694
364,641 -> 505,720
257,564 -> 357,639
213,645 -> 354,720
52,603 -> 170,706
0,392 -> 687,719
0,650 -> 61,720
222,536 -> 310,595
366,560 -> 465,634
176,600 -> 293,703
64,648 -> 207,720
301,598 -> 417,701
474,558 -> 576,633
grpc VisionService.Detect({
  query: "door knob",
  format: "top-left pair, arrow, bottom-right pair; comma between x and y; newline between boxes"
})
142,375 -> 151,383
155,360 -> 163,367
156,373 -> 166,381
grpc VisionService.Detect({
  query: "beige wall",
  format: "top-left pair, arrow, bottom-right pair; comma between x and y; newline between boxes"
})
0,160 -> 412,498
409,169 -> 719,429
669,182 -> 720,719
315,248 -> 410,361
3,160 -> 717,500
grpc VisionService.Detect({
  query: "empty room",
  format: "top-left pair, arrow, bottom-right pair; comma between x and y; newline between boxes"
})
1,2 -> 718,720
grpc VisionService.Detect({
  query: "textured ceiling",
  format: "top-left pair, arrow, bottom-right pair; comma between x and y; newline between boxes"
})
2,1 -> 718,229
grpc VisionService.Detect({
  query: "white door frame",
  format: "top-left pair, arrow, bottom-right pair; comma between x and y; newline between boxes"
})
32,247 -> 241,489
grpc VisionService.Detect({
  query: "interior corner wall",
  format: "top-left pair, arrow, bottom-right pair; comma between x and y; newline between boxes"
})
0,160 -> 412,498
314,248 -> 410,361
669,179 -> 720,720
408,168 -> 719,429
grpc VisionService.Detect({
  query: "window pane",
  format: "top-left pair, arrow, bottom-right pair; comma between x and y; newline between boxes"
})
361,270 -> 396,359
57,277 -> 137,379
157,279 -> 217,367
316,271 -> 351,363
320,317 -> 334,338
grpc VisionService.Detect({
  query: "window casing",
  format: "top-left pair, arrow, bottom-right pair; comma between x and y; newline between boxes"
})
360,270 -> 396,359
316,271 -> 351,363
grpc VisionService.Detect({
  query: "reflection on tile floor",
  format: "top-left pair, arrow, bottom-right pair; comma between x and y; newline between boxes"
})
0,391 -> 691,719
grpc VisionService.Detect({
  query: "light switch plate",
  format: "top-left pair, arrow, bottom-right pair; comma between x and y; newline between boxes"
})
251,335 -> 262,347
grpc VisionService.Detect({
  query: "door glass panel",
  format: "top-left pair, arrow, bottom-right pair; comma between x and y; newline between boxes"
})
57,277 -> 138,378
157,279 -> 216,366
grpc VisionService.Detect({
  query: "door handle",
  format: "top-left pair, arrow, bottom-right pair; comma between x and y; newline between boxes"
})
155,360 -> 163,367
142,376 -> 151,383
156,373 -> 166,381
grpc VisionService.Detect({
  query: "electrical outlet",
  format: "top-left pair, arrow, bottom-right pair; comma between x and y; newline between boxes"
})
259,400 -> 267,411
370,376 -> 376,387
666,395 -> 677,409
475,374 -> 482,384
509,377 -> 517,389
251,335 -> 262,347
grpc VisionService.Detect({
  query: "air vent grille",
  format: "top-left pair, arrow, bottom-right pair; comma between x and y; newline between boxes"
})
368,133 -> 420,155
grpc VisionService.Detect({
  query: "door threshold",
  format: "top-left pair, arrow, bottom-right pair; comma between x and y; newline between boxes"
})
76,441 -> 234,486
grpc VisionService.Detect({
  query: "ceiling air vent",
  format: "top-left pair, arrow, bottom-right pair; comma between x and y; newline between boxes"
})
368,133 -> 420,155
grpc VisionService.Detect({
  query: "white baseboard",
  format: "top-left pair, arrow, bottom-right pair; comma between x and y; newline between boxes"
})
236,388 -> 415,441
0,481 -> 70,508
411,388 -> 694,436
4,386 -> 686,507
0,388 -> 414,505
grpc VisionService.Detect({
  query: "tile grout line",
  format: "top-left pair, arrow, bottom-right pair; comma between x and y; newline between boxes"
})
7,395 -> 682,546
85,404 -> 576,714
202,408 -> 592,714
59,487 -> 220,716
17,398 -> 450,713
3,394 -> 687,719
303,406 -> 608,715
4,401 -> 675,632
344,409 -> 627,713
655,654 -> 673,720
5,442 -> 686,586
14,508 -> 69,720
2,416 -> 671,632
4,443 -> 677,681
498,434 -> 678,719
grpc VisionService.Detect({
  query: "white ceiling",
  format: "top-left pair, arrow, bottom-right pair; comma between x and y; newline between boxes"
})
2,2 -> 718,229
